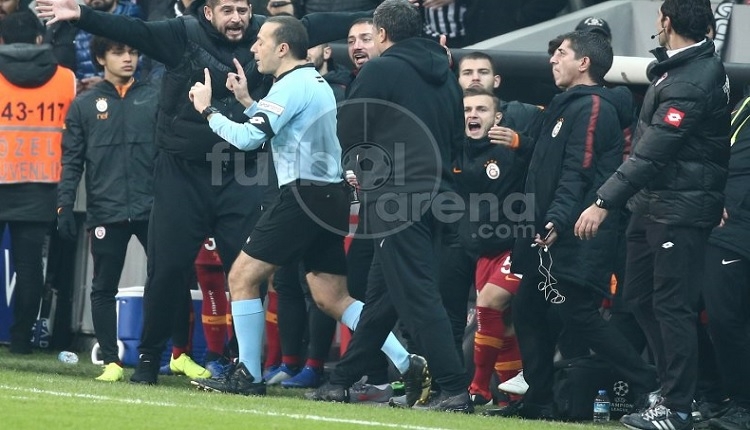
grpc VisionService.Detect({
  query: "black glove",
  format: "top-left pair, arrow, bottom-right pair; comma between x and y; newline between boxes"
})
57,205 -> 77,241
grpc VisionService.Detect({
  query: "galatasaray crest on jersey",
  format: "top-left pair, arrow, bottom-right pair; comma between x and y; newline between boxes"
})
485,161 -> 500,179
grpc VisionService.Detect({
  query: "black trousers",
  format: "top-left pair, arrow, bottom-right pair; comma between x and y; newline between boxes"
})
329,216 -> 466,393
3,221 -> 49,349
702,243 -> 750,408
607,213 -> 648,353
273,262 -> 308,361
399,243 -> 474,384
273,261 -> 337,363
623,214 -> 710,413
346,235 -> 373,302
89,221 -> 148,363
437,243 -> 474,371
138,152 -> 264,358
344,226 -> 390,384
513,270 -> 657,407
696,313 -> 724,402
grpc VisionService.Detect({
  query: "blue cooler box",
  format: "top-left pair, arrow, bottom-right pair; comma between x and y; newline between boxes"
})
116,286 -> 207,367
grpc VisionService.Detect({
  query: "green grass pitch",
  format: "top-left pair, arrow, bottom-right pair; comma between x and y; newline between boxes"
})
0,347 -> 617,429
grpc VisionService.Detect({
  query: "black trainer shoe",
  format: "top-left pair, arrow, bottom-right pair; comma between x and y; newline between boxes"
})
412,391 -> 474,414
402,354 -> 431,407
305,381 -> 349,402
693,398 -> 732,423
130,354 -> 160,385
709,405 -> 750,430
621,405 -> 694,430
469,392 -> 494,406
191,362 -> 266,396
483,401 -> 555,420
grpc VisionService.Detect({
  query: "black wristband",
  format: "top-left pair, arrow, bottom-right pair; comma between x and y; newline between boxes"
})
201,106 -> 220,120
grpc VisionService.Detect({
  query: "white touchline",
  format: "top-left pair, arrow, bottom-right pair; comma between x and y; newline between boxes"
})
0,385 -> 452,430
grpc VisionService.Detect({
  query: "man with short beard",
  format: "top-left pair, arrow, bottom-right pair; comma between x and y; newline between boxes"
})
37,0 -> 368,386
346,19 -> 377,67
340,18 -> 378,304
307,43 -> 348,102
303,17 -> 385,104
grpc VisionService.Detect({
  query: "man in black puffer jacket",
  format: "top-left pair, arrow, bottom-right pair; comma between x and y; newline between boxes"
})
37,0 -> 368,385
576,1 -> 730,429
503,30 -> 658,421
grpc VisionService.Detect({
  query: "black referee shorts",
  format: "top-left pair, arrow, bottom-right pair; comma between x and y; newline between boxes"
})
242,180 -> 349,276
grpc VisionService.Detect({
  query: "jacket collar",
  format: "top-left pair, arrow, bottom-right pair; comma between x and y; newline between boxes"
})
648,39 -> 716,79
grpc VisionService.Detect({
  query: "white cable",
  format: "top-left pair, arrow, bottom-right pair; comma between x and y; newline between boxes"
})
532,244 -> 565,304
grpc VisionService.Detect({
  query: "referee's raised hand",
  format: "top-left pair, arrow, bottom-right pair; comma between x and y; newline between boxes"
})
227,58 -> 253,108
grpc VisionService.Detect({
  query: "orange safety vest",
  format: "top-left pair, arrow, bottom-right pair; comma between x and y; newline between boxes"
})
0,66 -> 76,184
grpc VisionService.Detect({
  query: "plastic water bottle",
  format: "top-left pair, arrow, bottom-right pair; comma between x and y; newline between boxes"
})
58,351 -> 79,364
345,170 -> 359,204
593,389 -> 611,422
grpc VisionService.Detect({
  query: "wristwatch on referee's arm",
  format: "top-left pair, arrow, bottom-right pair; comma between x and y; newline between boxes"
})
201,106 -> 220,120
594,196 -> 609,210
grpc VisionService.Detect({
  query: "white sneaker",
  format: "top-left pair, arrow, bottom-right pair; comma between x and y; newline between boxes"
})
498,370 -> 528,395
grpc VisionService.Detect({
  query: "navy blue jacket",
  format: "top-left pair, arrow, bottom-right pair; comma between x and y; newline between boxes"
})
511,85 -> 632,293
58,79 -> 158,228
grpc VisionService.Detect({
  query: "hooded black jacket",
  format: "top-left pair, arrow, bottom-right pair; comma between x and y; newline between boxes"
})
73,3 -> 367,161
323,63 -> 351,102
597,40 -> 730,227
709,97 -> 750,259
0,44 -> 65,222
511,85 -> 632,294
337,37 -> 463,235
57,79 -> 158,228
